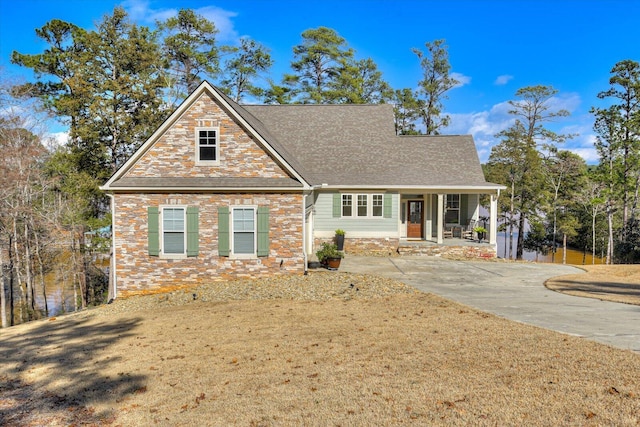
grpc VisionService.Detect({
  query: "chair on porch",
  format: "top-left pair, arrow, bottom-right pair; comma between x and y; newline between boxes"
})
443,226 -> 453,238
461,219 -> 475,239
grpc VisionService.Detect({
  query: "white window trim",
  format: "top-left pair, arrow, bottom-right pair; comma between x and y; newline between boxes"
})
195,126 -> 220,165
445,194 -> 461,225
341,193 -> 384,219
160,205 -> 187,259
371,194 -> 384,218
230,205 -> 257,259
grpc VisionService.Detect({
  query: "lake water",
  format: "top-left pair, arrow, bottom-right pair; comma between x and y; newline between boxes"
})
497,232 -> 604,264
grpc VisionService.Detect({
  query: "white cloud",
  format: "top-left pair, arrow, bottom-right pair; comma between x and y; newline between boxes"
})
44,131 -> 68,150
121,0 -> 239,41
445,101 -> 514,139
494,74 -> 513,85
567,147 -> 599,163
443,93 -> 599,164
195,6 -> 238,42
559,128 -> 600,163
548,92 -> 581,113
450,72 -> 471,88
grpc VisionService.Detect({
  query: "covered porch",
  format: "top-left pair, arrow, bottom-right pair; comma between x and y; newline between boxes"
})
399,188 -> 501,248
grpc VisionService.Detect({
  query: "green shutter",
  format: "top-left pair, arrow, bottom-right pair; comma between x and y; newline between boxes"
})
218,206 -> 230,256
257,206 -> 270,257
460,194 -> 469,225
383,193 -> 393,218
148,207 -> 159,257
332,193 -> 341,217
186,206 -> 199,257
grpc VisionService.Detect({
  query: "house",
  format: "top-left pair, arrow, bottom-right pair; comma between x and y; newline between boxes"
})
101,81 -> 504,297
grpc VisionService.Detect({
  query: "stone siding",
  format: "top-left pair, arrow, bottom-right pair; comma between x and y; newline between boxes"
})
312,236 -> 497,260
313,237 -> 399,256
115,193 -> 304,296
124,92 -> 290,179
397,244 -> 497,259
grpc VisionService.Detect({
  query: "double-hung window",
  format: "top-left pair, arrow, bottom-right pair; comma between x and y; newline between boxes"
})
163,207 -> 185,254
357,195 -> 368,216
372,194 -> 383,217
232,207 -> 256,255
218,206 -> 269,258
196,127 -> 219,163
340,193 -> 385,218
147,206 -> 199,258
342,195 -> 353,216
445,194 -> 460,224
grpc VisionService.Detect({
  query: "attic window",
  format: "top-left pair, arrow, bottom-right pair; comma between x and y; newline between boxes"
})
196,127 -> 219,164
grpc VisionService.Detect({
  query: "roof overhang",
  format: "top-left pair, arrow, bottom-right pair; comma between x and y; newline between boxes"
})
102,177 -> 304,193
104,187 -> 304,193
314,184 -> 506,194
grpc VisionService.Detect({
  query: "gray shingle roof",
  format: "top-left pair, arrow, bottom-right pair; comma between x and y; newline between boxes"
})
244,104 -> 491,187
103,81 -> 499,191
210,87 -> 313,183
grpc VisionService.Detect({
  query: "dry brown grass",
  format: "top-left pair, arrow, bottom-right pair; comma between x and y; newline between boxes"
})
547,264 -> 640,306
1,275 -> 640,426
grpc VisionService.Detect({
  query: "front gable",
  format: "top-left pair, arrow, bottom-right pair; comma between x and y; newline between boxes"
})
125,91 -> 291,180
103,81 -> 308,190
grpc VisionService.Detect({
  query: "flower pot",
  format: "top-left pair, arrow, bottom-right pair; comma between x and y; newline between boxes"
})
326,257 -> 341,270
335,234 -> 345,251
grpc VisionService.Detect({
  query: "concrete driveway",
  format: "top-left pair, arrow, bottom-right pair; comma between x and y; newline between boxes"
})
341,256 -> 640,352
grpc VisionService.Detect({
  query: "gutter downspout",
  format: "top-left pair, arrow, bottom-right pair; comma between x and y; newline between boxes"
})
300,185 -> 324,275
106,193 -> 117,300
302,191 -> 308,275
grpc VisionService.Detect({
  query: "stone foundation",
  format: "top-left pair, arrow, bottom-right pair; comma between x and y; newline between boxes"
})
313,237 -> 400,257
313,237 -> 497,260
397,244 -> 497,260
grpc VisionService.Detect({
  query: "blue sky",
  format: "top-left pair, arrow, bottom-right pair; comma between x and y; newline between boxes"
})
1,0 -> 639,163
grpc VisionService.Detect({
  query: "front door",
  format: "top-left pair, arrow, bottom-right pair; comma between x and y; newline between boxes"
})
407,200 -> 424,238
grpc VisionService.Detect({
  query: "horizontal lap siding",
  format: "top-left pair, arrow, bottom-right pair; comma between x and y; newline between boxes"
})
114,193 -> 304,295
313,191 -> 399,234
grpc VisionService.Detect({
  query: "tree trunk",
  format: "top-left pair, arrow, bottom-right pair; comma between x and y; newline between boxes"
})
78,232 -> 88,308
516,211 -> 525,260
631,172 -> 640,226
552,203 -> 557,263
592,207 -> 597,265
12,218 -> 26,323
8,235 -> 14,326
33,230 -> 48,317
24,222 -> 35,317
509,179 -> 515,259
606,199 -> 614,265
73,279 -> 78,312
0,243 -> 7,328
562,233 -> 567,265
71,231 -> 87,310
503,216 -> 508,259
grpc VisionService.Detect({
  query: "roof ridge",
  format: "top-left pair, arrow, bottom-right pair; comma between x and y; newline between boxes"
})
243,103 -> 391,108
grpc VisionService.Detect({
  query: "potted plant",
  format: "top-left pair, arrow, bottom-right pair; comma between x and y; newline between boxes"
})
316,242 -> 344,270
334,229 -> 346,251
473,226 -> 487,243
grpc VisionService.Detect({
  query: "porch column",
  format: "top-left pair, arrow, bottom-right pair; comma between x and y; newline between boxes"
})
489,193 -> 498,245
424,194 -> 433,239
436,194 -> 444,244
